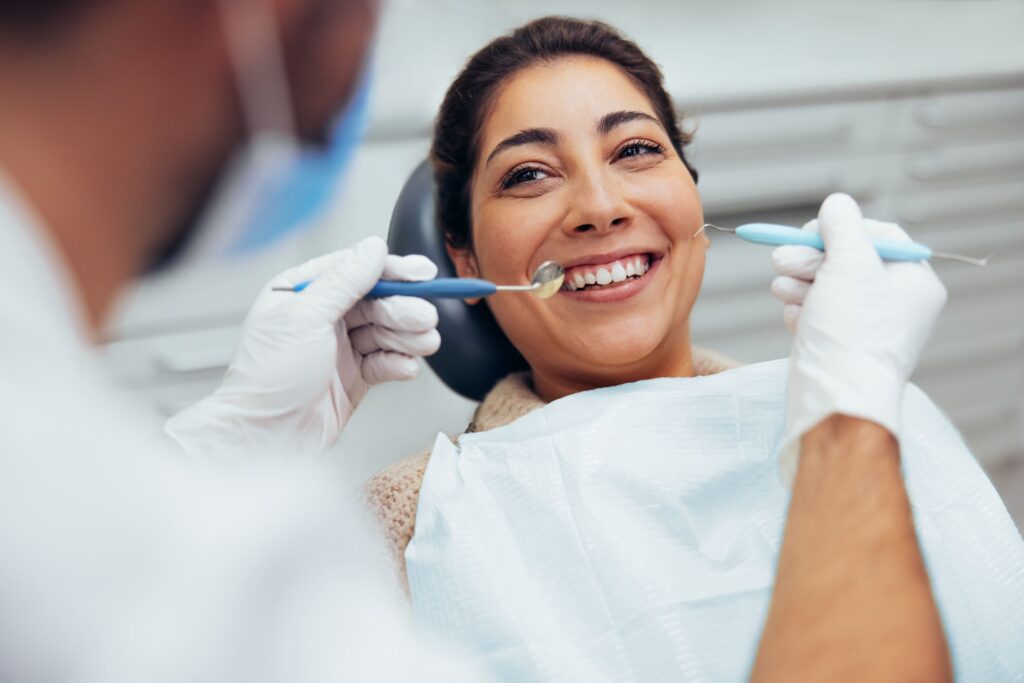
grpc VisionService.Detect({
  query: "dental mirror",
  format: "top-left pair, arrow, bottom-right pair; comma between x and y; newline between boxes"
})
496,260 -> 565,299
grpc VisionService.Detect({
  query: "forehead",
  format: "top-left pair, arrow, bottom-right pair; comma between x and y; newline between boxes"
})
479,56 -> 659,150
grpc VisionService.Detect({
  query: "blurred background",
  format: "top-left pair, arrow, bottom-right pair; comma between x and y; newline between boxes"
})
103,0 -> 1024,528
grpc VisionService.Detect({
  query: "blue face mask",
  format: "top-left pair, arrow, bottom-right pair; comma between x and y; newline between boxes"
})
226,75 -> 371,254
168,0 -> 373,266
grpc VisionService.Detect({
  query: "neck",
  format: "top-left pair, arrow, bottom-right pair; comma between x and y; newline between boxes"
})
0,5 -> 236,337
530,329 -> 696,402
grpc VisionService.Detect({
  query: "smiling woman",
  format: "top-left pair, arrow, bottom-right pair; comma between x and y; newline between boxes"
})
364,13 -> 737,587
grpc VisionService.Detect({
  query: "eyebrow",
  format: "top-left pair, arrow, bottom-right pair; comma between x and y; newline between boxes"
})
485,128 -> 560,166
598,110 -> 662,135
483,110 -> 664,167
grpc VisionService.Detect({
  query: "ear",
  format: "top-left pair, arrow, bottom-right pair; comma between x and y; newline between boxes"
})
446,243 -> 483,305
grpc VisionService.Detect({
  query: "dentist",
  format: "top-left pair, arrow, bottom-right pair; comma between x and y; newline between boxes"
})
0,0 -> 475,680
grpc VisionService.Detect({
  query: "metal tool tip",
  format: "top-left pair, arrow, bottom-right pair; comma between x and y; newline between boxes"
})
932,251 -> 995,267
695,223 -> 734,237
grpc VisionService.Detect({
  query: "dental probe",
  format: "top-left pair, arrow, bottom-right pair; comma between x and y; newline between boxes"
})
696,223 -> 992,266
272,260 -> 566,299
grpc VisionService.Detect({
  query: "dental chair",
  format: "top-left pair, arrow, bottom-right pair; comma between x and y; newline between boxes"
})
386,160 -> 528,401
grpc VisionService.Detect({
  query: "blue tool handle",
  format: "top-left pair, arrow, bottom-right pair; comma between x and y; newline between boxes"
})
288,277 -> 498,299
368,278 -> 497,299
735,223 -> 933,261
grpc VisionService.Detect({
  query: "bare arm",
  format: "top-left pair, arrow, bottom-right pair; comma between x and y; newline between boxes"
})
750,415 -> 951,682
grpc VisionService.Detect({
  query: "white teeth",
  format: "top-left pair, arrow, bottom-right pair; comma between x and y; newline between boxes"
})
565,254 -> 654,292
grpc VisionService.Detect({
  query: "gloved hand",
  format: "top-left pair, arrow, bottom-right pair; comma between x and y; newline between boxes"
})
769,193 -> 947,484
165,236 -> 441,461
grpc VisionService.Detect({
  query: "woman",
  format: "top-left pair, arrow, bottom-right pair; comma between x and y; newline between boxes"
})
367,15 -> 725,578
365,16 -> 1022,682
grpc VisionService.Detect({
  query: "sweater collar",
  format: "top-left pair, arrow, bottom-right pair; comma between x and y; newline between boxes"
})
466,346 -> 740,434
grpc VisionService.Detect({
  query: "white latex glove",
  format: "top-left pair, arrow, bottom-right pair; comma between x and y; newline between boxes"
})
769,194 -> 947,484
165,237 -> 440,461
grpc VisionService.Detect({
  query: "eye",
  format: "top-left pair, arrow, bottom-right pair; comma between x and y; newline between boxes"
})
501,164 -> 550,189
617,139 -> 665,160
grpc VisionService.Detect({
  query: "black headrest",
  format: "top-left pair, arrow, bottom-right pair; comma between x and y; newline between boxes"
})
386,159 -> 528,401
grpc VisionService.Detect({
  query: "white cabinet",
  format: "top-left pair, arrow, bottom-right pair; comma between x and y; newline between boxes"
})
686,101 -> 888,215
890,86 -> 1024,465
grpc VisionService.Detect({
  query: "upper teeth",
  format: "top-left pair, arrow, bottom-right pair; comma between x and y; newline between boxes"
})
565,255 -> 650,291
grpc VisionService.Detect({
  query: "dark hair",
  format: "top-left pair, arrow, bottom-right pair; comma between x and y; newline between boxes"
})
431,16 -> 698,250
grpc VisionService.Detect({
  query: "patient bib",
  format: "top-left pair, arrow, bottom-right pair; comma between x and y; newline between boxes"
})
407,360 -> 1024,682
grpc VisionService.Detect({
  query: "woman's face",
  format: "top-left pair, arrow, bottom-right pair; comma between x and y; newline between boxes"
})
450,56 -> 707,398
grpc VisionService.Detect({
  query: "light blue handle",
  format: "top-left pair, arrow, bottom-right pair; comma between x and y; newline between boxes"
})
289,277 -> 499,299
735,223 -> 933,261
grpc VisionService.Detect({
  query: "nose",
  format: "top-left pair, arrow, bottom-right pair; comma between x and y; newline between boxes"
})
562,169 -> 633,236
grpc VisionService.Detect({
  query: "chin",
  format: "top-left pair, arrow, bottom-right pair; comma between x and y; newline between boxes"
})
572,325 -> 669,375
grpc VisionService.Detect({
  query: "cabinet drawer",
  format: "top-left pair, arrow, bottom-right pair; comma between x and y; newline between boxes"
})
687,100 -> 887,165
903,139 -> 1024,186
904,86 -> 1024,149
698,158 -> 875,215
895,179 -> 1024,227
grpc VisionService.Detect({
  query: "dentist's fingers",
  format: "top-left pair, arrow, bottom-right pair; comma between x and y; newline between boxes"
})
270,237 -> 387,297
816,193 -> 882,267
382,254 -> 438,281
350,324 -> 441,358
783,304 -> 802,334
771,276 -> 811,305
772,217 -> 909,281
296,238 -> 391,322
346,296 -> 439,333
361,352 -> 421,385
772,246 -> 824,281
862,218 -> 912,242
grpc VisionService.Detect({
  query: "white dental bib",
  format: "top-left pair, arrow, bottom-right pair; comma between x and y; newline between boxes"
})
407,360 -> 1024,682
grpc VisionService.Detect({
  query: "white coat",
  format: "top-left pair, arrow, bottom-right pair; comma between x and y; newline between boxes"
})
0,172 -> 481,682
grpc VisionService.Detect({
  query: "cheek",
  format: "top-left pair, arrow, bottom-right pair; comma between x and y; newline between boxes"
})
633,165 -> 703,238
470,202 -> 566,359
471,199 -> 557,280
675,244 -> 707,305
659,182 -> 707,314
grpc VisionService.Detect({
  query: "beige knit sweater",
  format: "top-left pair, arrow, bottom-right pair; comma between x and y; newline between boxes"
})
363,346 -> 740,589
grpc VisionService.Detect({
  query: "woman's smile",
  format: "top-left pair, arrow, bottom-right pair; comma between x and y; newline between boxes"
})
556,250 -> 665,303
